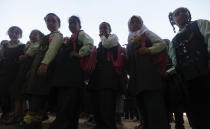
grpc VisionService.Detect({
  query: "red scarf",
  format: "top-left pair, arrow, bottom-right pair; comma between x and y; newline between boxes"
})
71,31 -> 80,52
107,45 -> 126,75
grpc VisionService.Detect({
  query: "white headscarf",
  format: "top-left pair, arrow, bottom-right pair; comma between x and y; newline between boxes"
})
100,34 -> 119,49
127,15 -> 149,43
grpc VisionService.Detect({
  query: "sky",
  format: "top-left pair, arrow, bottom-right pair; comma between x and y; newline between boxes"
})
0,0 -> 209,45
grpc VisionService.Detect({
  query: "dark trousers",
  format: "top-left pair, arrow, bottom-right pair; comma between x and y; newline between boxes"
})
174,112 -> 185,129
49,87 -> 82,129
124,97 -> 139,120
92,89 -> 117,129
0,96 -> 11,118
136,90 -> 169,129
30,95 -> 47,113
184,74 -> 210,129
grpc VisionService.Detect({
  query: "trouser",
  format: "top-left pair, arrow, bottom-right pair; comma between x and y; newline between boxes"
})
92,89 -> 117,129
49,87 -> 82,129
136,90 -> 169,129
22,95 -> 47,129
184,74 -> 210,129
174,112 -> 185,129
0,96 -> 11,118
29,95 -> 47,113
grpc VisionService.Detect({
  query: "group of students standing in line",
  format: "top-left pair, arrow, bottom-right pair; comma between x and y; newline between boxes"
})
0,6 -> 210,129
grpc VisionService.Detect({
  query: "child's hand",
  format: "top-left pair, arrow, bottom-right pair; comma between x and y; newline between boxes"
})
64,37 -> 70,44
37,64 -> 48,76
138,47 -> 151,55
131,35 -> 142,43
99,33 -> 110,38
19,55 -> 28,61
69,51 -> 81,58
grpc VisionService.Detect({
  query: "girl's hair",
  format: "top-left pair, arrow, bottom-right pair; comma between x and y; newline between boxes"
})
100,22 -> 112,32
168,12 -> 176,33
31,29 -> 44,38
168,7 -> 191,33
69,15 -> 81,28
8,26 -> 23,37
44,13 -> 61,27
32,29 -> 44,38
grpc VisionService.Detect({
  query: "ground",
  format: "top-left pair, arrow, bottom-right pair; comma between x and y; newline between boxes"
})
0,114 -> 191,129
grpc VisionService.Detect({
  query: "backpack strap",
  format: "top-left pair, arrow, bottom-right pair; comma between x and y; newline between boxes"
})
71,31 -> 81,52
141,34 -> 146,48
48,33 -> 55,43
109,44 -> 125,75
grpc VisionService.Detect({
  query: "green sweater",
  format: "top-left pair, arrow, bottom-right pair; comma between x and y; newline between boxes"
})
41,32 -> 64,65
144,31 -> 167,54
25,42 -> 40,57
77,30 -> 94,57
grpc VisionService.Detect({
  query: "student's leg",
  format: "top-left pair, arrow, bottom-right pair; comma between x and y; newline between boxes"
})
136,90 -> 169,129
174,112 -> 185,129
49,87 -> 81,129
5,99 -> 23,124
22,95 -> 47,129
185,75 -> 210,129
93,90 -> 117,129
0,96 -> 11,120
30,95 -> 47,114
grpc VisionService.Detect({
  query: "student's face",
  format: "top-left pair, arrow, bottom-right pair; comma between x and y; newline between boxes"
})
99,23 -> 111,38
45,15 -> 60,32
69,18 -> 80,33
29,30 -> 41,43
8,28 -> 21,42
129,17 -> 142,32
173,8 -> 190,28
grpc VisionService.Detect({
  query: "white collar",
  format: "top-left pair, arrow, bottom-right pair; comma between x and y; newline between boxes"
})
128,24 -> 149,43
101,34 -> 119,49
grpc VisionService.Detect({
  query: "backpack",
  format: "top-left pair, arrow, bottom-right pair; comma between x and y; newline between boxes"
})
71,31 -> 97,77
141,34 -> 167,76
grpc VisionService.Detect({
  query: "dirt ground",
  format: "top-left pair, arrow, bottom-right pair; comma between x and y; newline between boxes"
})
0,115 -> 191,129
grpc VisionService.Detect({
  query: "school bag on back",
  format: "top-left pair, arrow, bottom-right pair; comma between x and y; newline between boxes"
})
71,31 -> 97,77
141,34 -> 167,76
